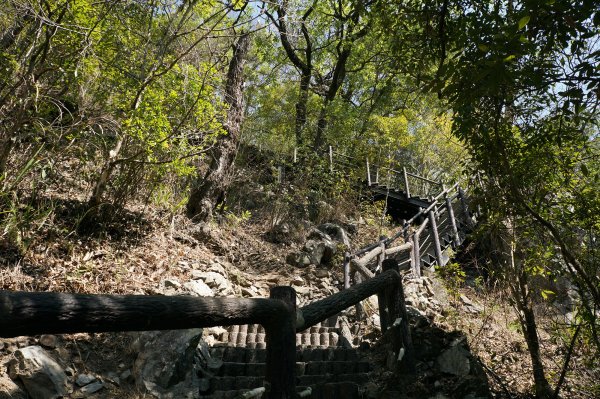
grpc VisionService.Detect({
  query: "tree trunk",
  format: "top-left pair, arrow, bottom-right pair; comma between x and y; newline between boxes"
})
187,33 -> 250,220
508,239 -> 553,399
313,45 -> 351,152
295,71 -> 310,147
521,304 -> 553,399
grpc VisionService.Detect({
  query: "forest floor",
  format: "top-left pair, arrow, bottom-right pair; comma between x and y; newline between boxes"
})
0,193 -> 598,398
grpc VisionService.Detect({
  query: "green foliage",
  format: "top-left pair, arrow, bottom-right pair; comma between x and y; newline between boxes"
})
437,261 -> 466,303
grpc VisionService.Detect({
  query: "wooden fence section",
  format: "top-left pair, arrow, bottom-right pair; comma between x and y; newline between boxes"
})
0,258 -> 413,399
344,183 -> 475,287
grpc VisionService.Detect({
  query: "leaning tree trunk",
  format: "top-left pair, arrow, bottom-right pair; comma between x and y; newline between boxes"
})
187,33 -> 250,220
508,239 -> 553,399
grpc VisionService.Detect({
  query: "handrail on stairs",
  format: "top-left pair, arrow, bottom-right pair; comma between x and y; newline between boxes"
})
0,256 -> 415,399
344,182 -> 474,288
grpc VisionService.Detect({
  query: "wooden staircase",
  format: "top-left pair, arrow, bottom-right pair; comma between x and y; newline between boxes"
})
200,320 -> 373,399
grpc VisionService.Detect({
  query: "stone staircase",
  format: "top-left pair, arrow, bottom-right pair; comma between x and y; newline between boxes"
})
199,319 -> 374,399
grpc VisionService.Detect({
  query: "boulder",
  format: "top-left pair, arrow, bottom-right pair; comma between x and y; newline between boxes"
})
286,252 -> 311,268
0,373 -> 27,399
8,346 -> 70,399
190,271 -> 231,294
131,329 -> 202,391
183,280 -> 214,297
436,345 -> 471,376
317,223 -> 351,247
303,238 -> 336,265
307,228 -> 330,241
266,222 -> 293,244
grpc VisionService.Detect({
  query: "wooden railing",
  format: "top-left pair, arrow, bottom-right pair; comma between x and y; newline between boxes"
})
0,148 -> 474,399
279,146 -> 444,201
0,257 -> 413,399
343,183 -> 475,289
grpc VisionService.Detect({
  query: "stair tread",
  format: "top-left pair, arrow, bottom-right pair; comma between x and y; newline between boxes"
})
202,382 -> 361,399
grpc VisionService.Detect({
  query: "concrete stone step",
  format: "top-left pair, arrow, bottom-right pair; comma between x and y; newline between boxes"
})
216,359 -> 370,377
306,382 -> 360,399
204,372 -> 370,392
200,389 -> 263,399
298,372 -> 371,386
201,382 -> 360,399
202,345 -> 371,398
295,347 -> 359,362
208,376 -> 264,391
209,346 -> 360,363
218,324 -> 341,348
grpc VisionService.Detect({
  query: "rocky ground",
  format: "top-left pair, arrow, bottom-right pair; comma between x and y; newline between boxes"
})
1,204 -> 598,398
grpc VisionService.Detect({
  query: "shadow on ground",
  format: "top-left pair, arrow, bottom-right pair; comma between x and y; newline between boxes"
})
371,308 -> 534,399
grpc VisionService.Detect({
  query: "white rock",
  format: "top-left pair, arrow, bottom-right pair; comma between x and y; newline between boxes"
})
163,279 -> 181,289
191,272 -> 230,291
183,280 -> 214,297
8,346 -> 70,399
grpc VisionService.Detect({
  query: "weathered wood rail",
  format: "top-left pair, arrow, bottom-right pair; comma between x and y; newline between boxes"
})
343,182 -> 475,282
0,257 -> 413,399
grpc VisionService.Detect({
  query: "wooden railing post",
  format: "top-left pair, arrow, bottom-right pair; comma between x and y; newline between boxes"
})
445,194 -> 461,247
428,210 -> 444,267
413,230 -> 422,277
458,187 -> 472,228
266,286 -> 297,399
329,145 -> 334,174
366,159 -> 371,186
343,253 -> 351,289
354,271 -> 365,321
376,241 -> 388,331
377,289 -> 389,332
382,259 -> 415,373
402,167 -> 410,198
402,222 -> 413,272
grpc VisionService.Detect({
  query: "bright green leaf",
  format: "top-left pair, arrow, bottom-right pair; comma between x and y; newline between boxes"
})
518,16 -> 530,30
541,289 -> 555,300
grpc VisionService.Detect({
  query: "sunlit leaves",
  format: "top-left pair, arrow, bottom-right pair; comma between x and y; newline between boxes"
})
518,16 -> 530,30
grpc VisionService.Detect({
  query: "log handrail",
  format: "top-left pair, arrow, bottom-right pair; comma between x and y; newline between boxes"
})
296,269 -> 399,332
0,292 -> 290,337
0,289 -> 299,399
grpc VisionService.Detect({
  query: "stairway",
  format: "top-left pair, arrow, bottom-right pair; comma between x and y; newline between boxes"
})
368,183 -> 432,221
199,319 -> 373,399
418,198 -> 468,268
